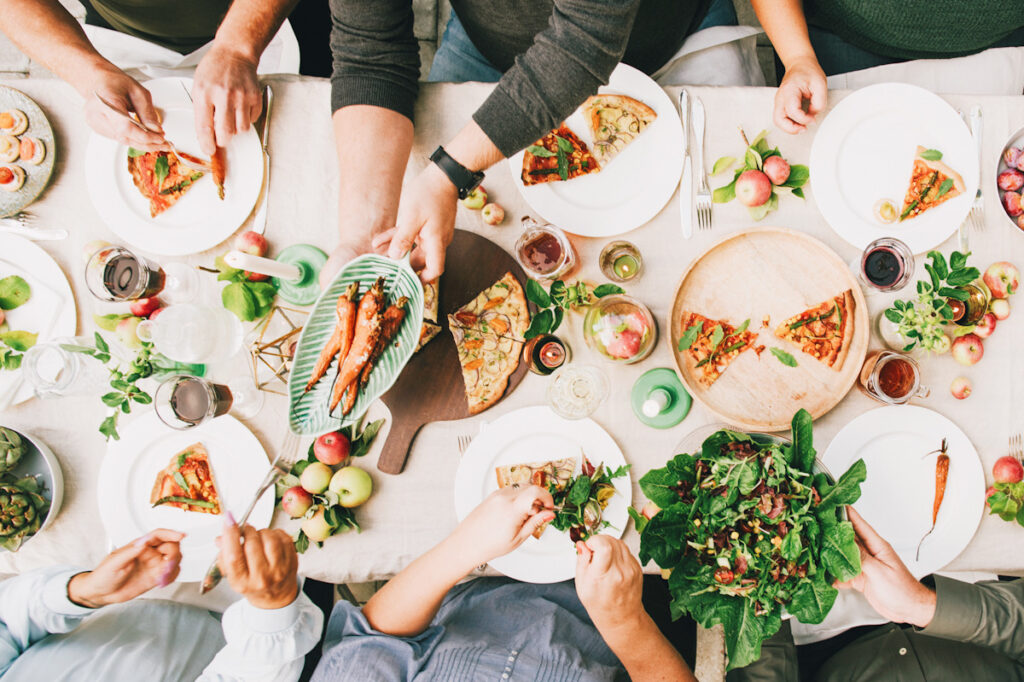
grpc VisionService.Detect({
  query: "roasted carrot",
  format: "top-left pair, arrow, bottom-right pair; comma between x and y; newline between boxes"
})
358,296 -> 409,391
210,146 -> 226,199
933,453 -> 949,525
329,278 -> 384,413
305,283 -> 358,393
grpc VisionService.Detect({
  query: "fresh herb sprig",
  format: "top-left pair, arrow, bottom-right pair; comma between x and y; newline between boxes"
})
883,250 -> 980,352
711,130 -> 809,220
274,418 -> 385,553
211,255 -> 279,322
527,135 -> 585,181
524,279 -> 623,340
677,319 -> 751,367
769,348 -> 798,367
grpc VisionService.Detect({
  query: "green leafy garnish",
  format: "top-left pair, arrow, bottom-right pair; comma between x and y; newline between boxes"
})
548,458 -> 630,542
524,279 -> 624,340
153,496 -> 216,509
154,154 -> 170,185
919,149 -> 943,161
935,178 -> 954,199
127,147 -> 146,158
677,322 -> 702,352
526,145 -> 556,158
770,348 -> 797,367
212,255 -> 279,322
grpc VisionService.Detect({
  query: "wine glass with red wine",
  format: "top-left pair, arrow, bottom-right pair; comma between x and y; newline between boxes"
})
84,245 -> 198,304
859,238 -> 914,292
154,375 -> 264,429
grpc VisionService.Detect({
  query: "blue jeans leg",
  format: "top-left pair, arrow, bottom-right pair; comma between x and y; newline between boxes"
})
427,10 -> 504,83
697,0 -> 738,30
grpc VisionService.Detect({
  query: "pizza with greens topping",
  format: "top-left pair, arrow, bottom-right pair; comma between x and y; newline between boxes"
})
677,312 -> 758,387
127,148 -> 204,218
521,125 -> 600,186
899,146 -> 964,221
773,290 -> 854,370
150,443 -> 221,514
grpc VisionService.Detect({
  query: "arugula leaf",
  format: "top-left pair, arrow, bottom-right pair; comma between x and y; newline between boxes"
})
526,145 -> 556,158
770,347 -> 797,367
173,471 -> 189,492
919,148 -> 943,161
677,322 -> 702,352
735,319 -> 750,334
709,324 -> 724,351
154,154 -> 170,185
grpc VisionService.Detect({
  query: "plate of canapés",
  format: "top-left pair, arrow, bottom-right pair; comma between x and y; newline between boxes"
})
0,86 -> 57,217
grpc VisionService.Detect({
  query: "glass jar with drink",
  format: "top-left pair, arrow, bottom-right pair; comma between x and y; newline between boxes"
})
85,245 -> 198,304
515,216 -> 577,280
546,364 -> 609,420
858,350 -> 930,404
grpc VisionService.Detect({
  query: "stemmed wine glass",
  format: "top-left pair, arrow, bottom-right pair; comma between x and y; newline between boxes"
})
84,245 -> 198,304
154,374 -> 264,429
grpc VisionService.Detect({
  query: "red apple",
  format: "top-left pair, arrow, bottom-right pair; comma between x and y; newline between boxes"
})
606,329 -> 641,359
129,297 -> 161,318
234,231 -> 268,257
990,298 -> 1011,320
481,202 -> 504,225
280,486 -> 313,518
1018,214 -> 1024,232
974,313 -> 997,339
950,376 -> 972,400
992,455 -> 1024,484
245,271 -> 271,282
148,307 -> 165,321
763,155 -> 791,185
1005,147 -> 1023,168
0,309 -> 5,327
985,486 -> 997,507
735,170 -> 772,207
983,262 -> 1019,298
998,169 -> 1024,191
951,333 -> 984,365
313,430 -> 350,466
1002,191 -> 1023,217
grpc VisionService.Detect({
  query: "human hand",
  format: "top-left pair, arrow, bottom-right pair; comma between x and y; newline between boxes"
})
382,164 -> 457,283
446,485 -> 555,571
774,56 -> 827,134
67,529 -> 184,608
836,506 -> 937,627
81,65 -> 167,151
217,517 -> 299,610
575,535 -> 645,632
193,42 -> 262,155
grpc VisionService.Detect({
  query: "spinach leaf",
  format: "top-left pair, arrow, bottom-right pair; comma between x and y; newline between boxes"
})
567,475 -> 592,506
627,506 -> 649,533
638,504 -> 687,567
817,459 -> 866,512
780,529 -> 802,561
820,520 -> 861,581
790,408 -> 816,474
770,347 -> 798,367
789,572 -> 838,625
526,145 -> 556,158
638,467 -> 681,508
719,598 -> 781,671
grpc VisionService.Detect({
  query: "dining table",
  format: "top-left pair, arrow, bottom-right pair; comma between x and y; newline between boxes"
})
0,73 -> 1022,680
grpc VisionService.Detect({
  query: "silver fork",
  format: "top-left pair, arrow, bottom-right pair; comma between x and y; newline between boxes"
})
457,434 -> 473,455
691,97 -> 712,231
199,430 -> 300,594
1010,433 -> 1023,461
968,106 -> 984,232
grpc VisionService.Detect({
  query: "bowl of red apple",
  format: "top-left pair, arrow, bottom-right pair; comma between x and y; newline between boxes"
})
582,294 -> 656,363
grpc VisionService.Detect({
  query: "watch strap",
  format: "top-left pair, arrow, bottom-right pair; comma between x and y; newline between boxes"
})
430,146 -> 485,200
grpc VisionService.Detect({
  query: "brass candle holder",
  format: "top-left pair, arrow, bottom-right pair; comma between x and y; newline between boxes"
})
249,305 -> 309,395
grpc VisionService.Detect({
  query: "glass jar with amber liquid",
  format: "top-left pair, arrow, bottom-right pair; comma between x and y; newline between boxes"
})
858,351 -> 930,405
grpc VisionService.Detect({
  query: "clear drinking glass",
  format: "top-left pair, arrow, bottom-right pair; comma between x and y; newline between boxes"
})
21,338 -> 109,398
546,364 -> 609,420
514,216 -> 577,280
154,374 -> 264,429
599,240 -> 643,283
84,245 -> 198,304
137,304 -> 243,365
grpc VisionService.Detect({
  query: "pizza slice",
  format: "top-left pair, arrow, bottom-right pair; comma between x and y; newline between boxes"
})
582,94 -> 657,167
496,457 -> 577,538
448,271 -> 530,340
128,150 -> 205,218
774,290 -> 855,370
899,146 -> 965,221
150,443 -> 222,515
521,124 -> 600,186
415,280 -> 441,353
677,312 -> 758,387
449,317 -> 522,415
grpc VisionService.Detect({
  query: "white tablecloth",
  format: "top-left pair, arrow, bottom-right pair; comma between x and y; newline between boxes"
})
1,77 -> 1022,614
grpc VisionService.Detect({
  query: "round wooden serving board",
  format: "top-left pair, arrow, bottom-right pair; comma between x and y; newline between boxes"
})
668,227 -> 869,432
376,229 -> 530,475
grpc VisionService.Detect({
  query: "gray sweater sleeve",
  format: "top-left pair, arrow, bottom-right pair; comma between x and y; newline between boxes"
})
329,0 -> 420,121
472,0 -> 643,157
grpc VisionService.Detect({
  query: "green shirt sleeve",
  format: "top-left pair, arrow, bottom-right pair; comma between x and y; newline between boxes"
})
921,575 -> 1024,665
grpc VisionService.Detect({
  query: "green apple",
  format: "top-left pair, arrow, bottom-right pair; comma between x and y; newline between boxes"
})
300,509 -> 334,543
329,466 -> 373,507
460,186 -> 487,210
299,461 -> 333,494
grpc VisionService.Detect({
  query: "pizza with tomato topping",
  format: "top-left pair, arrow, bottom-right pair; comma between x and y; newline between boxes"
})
496,457 -> 577,538
521,125 -> 600,186
127,148 -> 204,218
677,312 -> 758,388
899,146 -> 965,221
448,272 -> 529,415
150,443 -> 222,514
774,290 -> 854,370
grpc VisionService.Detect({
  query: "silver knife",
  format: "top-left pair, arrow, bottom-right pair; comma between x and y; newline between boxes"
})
692,98 -> 707,191
678,90 -> 693,239
250,85 -> 275,236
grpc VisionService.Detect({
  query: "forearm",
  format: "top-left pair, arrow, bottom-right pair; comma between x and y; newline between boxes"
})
595,611 -> 694,681
362,536 -> 474,636
212,0 -> 298,63
333,105 -> 413,250
444,120 -> 503,173
749,0 -> 817,68
0,0 -> 114,95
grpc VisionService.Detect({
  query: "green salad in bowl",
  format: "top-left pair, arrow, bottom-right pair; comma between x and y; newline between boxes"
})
632,410 -> 866,670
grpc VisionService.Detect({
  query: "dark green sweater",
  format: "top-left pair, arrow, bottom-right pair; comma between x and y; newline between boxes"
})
806,0 -> 1024,60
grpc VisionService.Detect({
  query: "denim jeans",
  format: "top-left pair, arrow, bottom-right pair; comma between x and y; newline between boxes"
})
427,0 -> 738,83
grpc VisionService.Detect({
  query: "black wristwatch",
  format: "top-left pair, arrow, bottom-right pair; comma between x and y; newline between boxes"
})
430,146 -> 485,200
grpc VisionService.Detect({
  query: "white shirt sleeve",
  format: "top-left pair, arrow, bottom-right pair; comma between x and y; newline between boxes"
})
197,585 -> 324,682
0,566 -> 96,676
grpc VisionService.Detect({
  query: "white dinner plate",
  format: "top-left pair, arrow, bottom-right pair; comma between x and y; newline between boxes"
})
0,234 -> 76,409
810,83 -> 979,254
821,405 -> 984,578
507,63 -> 684,238
453,406 -> 631,583
84,77 -> 262,256
97,412 -> 275,583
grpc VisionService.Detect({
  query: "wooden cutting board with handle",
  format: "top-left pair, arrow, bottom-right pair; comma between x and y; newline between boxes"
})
376,229 -> 531,474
